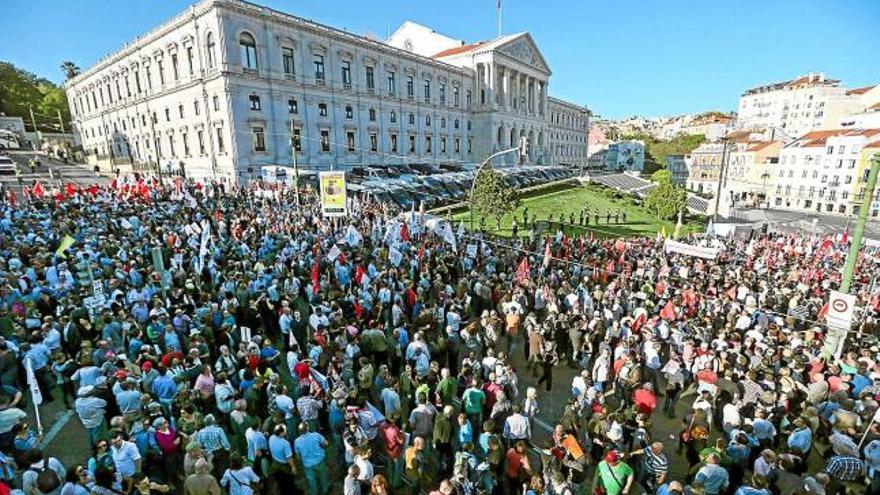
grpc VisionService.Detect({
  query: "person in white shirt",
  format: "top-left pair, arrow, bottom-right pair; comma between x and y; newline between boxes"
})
221,454 -> 260,495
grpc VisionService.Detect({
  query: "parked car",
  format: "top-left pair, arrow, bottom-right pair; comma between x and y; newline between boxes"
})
0,156 -> 16,175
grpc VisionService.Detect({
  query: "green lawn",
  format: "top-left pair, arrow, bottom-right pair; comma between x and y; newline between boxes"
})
453,184 -> 704,238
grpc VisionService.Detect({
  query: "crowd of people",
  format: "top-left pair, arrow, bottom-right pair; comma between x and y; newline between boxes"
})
0,177 -> 879,495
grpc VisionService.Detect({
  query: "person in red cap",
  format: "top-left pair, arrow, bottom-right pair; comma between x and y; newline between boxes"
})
593,450 -> 634,495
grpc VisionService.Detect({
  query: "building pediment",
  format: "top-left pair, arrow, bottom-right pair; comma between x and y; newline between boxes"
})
494,34 -> 551,75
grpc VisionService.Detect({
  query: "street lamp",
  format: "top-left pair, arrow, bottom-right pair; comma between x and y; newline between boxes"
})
468,138 -> 528,230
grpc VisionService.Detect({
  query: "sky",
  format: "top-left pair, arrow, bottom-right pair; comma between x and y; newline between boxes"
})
1,0 -> 878,119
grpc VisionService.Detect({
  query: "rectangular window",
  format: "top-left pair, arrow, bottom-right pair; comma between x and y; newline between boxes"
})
341,60 -> 351,86
169,55 -> 179,80
320,130 -> 330,152
186,46 -> 194,75
182,133 -> 190,156
409,135 -> 416,153
249,94 -> 261,110
282,47 -> 295,75
165,108 -> 171,121
390,111 -> 397,123
406,75 -> 414,98
134,71 -> 142,93
241,42 -> 257,69
370,132 -> 378,152
454,86 -> 460,107
409,113 -> 415,125
454,138 -> 460,153
213,95 -> 220,111
425,136 -> 432,153
468,137 -> 472,153
346,131 -> 355,152
366,66 -> 375,90
288,98 -> 298,114
466,90 -> 472,107
216,127 -> 225,153
253,127 -> 266,152
157,60 -> 165,84
439,83 -> 445,105
168,135 -> 176,156
369,108 -> 376,121
424,79 -> 430,103
441,137 -> 446,153
314,55 -> 325,81
197,130 -> 205,155
387,71 -> 396,94
292,128 -> 301,151
390,133 -> 398,153
318,103 -> 327,117
179,105 -> 185,119
194,100 -> 200,116
345,106 -> 353,119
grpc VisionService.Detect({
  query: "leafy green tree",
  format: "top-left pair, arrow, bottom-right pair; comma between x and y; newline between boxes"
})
0,61 -> 71,132
651,169 -> 672,184
471,164 -> 520,230
623,132 -> 706,173
644,181 -> 687,221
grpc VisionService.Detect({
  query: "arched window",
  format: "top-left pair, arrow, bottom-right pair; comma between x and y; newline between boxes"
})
206,33 -> 216,69
239,32 -> 258,69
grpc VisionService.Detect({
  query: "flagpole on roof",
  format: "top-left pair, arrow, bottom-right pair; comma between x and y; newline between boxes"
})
496,0 -> 502,37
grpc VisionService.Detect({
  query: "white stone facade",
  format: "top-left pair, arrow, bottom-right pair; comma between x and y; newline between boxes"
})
65,0 -> 587,182
546,97 -> 589,170
736,73 -> 862,138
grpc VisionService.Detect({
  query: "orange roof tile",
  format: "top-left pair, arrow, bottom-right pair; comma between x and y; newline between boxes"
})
866,140 -> 880,149
870,103 -> 880,110
846,85 -> 876,96
747,141 -> 778,152
432,41 -> 485,58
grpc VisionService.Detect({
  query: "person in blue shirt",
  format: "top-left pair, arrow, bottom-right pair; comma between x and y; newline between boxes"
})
293,423 -> 329,495
267,425 -> 296,494
456,413 -> 474,447
786,418 -> 813,456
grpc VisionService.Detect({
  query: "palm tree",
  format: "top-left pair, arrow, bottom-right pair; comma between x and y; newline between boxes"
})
60,61 -> 80,80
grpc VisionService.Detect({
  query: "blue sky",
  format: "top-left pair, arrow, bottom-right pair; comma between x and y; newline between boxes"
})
1,0 -> 878,118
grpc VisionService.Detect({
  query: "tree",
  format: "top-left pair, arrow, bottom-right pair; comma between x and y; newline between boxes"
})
0,61 -> 71,133
651,169 -> 672,184
60,61 -> 80,80
644,181 -> 687,221
470,164 -> 520,230
623,132 -> 706,174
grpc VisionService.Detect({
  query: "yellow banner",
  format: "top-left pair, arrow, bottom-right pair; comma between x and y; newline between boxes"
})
55,235 -> 76,258
319,171 -> 348,217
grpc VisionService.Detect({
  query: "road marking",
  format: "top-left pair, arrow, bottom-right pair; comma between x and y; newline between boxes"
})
43,410 -> 74,445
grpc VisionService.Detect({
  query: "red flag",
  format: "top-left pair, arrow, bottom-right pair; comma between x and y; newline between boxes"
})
311,260 -> 320,293
64,183 -> 77,198
655,279 -> 666,296
110,178 -> 118,190
632,313 -> 647,332
400,223 -> 410,242
542,242 -> 552,268
817,302 -> 829,320
418,245 -> 425,263
337,252 -> 346,265
353,301 -> 363,318
355,265 -> 366,285
660,301 -> 676,321
88,185 -> 99,196
841,228 -> 849,245
514,257 -> 530,284
6,191 -> 16,206
32,181 -> 44,198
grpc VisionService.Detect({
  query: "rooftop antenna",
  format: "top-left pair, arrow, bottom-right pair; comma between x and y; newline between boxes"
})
496,0 -> 502,38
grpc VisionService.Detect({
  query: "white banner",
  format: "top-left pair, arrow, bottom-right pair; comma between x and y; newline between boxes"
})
826,290 -> 857,330
326,244 -> 342,263
663,239 -> 719,260
25,358 -> 42,406
389,246 -> 403,267
466,244 -> 478,258
345,225 -> 363,246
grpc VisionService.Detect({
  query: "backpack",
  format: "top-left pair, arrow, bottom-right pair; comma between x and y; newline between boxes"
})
35,458 -> 61,493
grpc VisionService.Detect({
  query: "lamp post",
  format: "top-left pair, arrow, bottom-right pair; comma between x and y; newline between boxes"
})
469,140 -> 527,230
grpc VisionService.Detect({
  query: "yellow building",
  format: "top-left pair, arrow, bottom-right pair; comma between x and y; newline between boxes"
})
852,140 -> 880,216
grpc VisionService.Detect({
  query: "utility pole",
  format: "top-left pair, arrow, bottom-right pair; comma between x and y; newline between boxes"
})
712,138 -> 731,223
496,0 -> 502,38
56,109 -> 65,133
840,154 -> 880,292
290,120 -> 300,206
28,105 -> 40,149
829,154 -> 880,358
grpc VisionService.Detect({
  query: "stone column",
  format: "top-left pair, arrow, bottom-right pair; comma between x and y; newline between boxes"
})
502,66 -> 510,110
485,63 -> 493,108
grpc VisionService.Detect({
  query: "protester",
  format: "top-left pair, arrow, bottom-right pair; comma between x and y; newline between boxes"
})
0,178 -> 878,495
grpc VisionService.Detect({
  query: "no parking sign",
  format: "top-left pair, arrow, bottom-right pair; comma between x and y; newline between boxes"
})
826,290 -> 857,330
